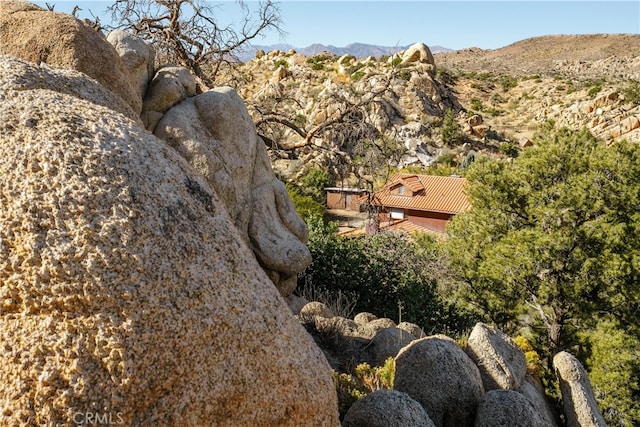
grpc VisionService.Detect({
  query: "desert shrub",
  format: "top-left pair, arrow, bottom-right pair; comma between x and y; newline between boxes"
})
299,219 -> 477,335
355,357 -> 395,392
623,79 -> 640,106
578,320 -> 640,427
499,141 -> 519,158
332,371 -> 367,419
441,108 -> 464,146
307,53 -> 333,64
513,336 -> 543,376
273,58 -> 288,69
587,85 -> 603,97
347,62 -> 365,75
484,107 -> 504,117
398,69 -> 412,81
436,67 -> 457,84
500,75 -> 518,91
351,71 -> 366,81
470,98 -> 483,111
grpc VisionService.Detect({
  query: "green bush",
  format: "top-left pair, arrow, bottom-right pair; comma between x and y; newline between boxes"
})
300,168 -> 332,204
332,371 -> 366,419
398,69 -> 412,81
499,141 -> 519,158
441,109 -> 464,146
587,85 -> 603,97
273,58 -> 288,69
355,357 -> 395,391
298,221 -> 477,335
351,71 -> 366,81
623,80 -> 640,106
578,320 -> 640,427
286,185 -> 325,221
500,75 -> 518,92
470,98 -> 483,111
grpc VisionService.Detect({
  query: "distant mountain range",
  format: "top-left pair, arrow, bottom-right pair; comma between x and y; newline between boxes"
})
237,42 -> 453,62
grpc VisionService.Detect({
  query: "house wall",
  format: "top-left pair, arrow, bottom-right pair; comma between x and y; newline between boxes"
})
379,208 -> 453,233
327,192 -> 347,209
327,191 -> 367,211
406,209 -> 452,233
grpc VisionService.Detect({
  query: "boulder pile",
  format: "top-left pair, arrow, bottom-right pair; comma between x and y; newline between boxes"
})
300,302 -> 605,427
0,1 -> 337,425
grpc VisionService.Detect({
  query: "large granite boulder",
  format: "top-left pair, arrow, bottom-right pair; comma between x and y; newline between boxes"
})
368,327 -> 416,366
106,30 -> 156,103
0,0 -> 141,116
465,323 -> 527,391
141,66 -> 198,132
554,351 -> 606,427
154,87 -> 312,295
518,375 -> 559,427
394,335 -> 485,427
343,389 -> 435,427
474,390 -> 547,427
0,56 -> 338,426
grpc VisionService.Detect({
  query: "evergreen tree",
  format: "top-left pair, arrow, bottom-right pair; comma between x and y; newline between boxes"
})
446,126 -> 640,358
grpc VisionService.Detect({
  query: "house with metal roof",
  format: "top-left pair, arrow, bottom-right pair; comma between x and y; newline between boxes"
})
371,173 -> 471,234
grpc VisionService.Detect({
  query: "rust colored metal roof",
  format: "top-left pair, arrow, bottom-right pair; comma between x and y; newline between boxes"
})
373,173 -> 471,214
379,219 -> 439,235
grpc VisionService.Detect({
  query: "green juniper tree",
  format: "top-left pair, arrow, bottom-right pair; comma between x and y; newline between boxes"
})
446,125 -> 640,359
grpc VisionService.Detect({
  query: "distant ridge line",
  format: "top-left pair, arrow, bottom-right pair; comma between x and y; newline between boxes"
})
239,42 -> 453,62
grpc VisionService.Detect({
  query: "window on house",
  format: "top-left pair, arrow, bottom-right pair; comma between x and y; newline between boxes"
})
397,185 -> 404,195
390,208 -> 404,219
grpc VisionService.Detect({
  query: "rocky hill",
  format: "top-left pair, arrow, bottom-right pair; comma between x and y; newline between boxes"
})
226,34 -> 640,185
238,42 -> 452,62
435,34 -> 640,143
435,34 -> 640,80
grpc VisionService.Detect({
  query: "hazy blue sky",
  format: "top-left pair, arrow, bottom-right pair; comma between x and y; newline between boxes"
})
36,1 -> 639,50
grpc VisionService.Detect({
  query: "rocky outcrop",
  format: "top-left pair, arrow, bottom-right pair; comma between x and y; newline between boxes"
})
542,89 -> 640,144
0,56 -> 136,121
465,322 -> 527,391
0,1 -> 141,115
401,42 -> 436,69
300,301 -> 334,319
354,312 -> 378,326
518,375 -> 559,427
140,66 -> 198,131
106,30 -> 155,104
368,328 -> 416,366
0,54 -> 338,425
554,351 -> 606,427
474,390 -> 547,427
358,317 -> 398,339
154,87 -> 312,295
394,336 -> 485,427
343,389 -> 435,427
397,321 -> 425,338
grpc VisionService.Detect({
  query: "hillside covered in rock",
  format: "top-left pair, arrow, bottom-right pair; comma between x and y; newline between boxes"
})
223,34 -> 640,185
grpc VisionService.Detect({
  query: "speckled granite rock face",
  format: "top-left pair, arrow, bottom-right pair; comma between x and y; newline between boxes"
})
0,56 -> 338,426
154,87 -> 311,296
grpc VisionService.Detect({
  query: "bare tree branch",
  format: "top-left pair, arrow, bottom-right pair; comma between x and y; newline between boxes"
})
108,0 -> 284,86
